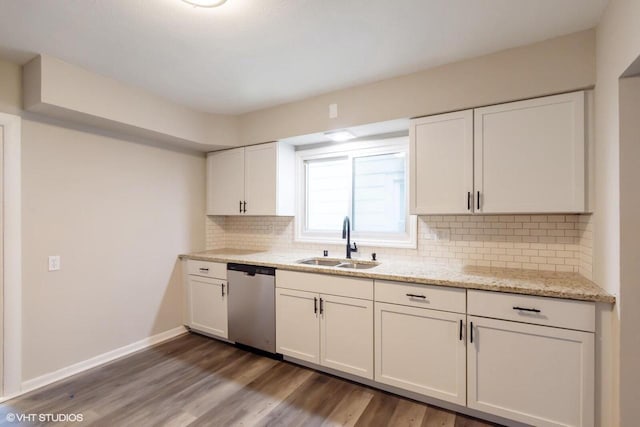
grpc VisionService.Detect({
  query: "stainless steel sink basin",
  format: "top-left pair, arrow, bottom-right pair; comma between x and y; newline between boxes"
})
336,261 -> 379,270
297,258 -> 344,267
297,257 -> 380,269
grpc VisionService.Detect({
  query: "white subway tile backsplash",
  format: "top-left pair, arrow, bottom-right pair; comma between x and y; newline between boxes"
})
205,213 -> 594,278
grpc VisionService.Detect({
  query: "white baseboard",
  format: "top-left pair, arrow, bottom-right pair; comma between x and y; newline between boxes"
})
15,326 -> 187,398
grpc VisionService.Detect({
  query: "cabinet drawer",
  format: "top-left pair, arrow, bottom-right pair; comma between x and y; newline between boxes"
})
375,280 -> 466,313
276,270 -> 373,300
468,290 -> 595,332
186,260 -> 227,279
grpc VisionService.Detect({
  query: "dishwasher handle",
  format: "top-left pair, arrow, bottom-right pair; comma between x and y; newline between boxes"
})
227,263 -> 276,276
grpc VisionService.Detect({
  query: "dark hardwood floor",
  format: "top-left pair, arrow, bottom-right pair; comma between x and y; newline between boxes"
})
1,333 -> 500,427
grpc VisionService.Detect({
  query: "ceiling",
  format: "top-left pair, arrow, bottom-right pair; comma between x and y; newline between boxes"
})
0,0 -> 607,115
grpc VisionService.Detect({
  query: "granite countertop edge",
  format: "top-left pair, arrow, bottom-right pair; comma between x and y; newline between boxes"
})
179,250 -> 615,304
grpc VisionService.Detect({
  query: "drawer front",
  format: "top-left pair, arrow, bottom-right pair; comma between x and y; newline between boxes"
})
375,280 -> 466,313
187,260 -> 227,279
276,270 -> 373,300
468,290 -> 595,332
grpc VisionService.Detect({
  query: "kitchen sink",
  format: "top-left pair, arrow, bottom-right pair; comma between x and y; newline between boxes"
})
297,258 -> 344,267
335,261 -> 379,270
297,257 -> 379,269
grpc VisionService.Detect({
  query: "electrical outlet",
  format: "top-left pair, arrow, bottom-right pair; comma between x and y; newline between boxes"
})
48,255 -> 61,271
329,103 -> 338,119
435,229 -> 450,241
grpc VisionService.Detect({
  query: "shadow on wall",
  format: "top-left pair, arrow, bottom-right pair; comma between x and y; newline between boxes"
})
152,258 -> 185,335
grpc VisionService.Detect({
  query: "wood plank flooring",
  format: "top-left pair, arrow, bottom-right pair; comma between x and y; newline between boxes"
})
1,333 -> 500,427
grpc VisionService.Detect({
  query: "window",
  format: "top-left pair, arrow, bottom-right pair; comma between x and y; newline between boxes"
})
296,137 -> 416,248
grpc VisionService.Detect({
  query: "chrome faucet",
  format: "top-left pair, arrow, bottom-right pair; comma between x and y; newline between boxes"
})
342,216 -> 358,259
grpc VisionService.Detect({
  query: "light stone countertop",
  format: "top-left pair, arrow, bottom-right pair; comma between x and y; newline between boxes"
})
179,249 -> 615,303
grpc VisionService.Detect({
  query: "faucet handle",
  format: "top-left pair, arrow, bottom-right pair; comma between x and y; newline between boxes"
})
352,242 -> 358,252
371,252 -> 377,261
323,250 -> 328,257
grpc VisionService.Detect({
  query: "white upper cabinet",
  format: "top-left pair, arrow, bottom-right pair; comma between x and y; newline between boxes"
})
409,91 -> 588,214
474,91 -> 586,213
244,144 -> 277,216
207,142 -> 295,216
207,147 -> 245,215
410,110 -> 473,214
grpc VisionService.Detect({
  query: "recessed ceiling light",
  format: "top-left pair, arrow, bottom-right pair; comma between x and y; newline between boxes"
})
324,130 -> 356,142
182,0 -> 227,7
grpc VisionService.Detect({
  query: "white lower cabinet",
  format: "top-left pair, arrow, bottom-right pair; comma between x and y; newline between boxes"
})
275,288 -> 320,364
374,302 -> 466,406
186,275 -> 228,339
320,294 -> 373,378
271,273 -> 597,427
275,270 -> 374,379
467,316 -> 595,427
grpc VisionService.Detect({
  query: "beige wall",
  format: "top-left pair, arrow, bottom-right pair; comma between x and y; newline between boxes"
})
238,30 -> 596,145
594,0 -> 640,424
23,55 -> 239,150
0,59 -> 21,115
0,57 -> 208,383
20,120 -> 206,381
618,75 -> 640,426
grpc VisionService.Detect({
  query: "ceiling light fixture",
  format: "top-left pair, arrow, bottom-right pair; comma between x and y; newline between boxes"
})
182,0 -> 227,7
324,130 -> 356,142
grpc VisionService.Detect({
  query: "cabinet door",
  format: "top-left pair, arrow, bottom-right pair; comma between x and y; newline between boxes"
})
244,143 -> 277,215
410,110 -> 473,214
375,302 -> 466,405
467,316 -> 594,427
474,91 -> 585,213
207,148 -> 245,215
320,294 -> 373,379
275,288 -> 320,364
187,276 -> 228,338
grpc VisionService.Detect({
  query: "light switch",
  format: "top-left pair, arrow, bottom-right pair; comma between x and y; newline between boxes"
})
48,255 -> 61,271
329,103 -> 338,119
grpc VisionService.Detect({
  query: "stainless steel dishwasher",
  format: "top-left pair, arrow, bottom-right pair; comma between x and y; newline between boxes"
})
227,263 -> 276,353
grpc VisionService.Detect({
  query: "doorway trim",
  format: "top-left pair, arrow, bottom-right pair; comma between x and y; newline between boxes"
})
0,112 -> 21,398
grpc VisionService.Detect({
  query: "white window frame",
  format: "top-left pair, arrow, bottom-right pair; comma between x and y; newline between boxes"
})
295,136 -> 417,248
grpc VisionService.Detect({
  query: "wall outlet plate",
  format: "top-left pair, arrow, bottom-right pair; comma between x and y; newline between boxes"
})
329,103 -> 338,119
48,255 -> 61,271
435,229 -> 450,241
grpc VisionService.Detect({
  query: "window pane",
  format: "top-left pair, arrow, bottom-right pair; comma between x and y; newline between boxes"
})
353,153 -> 406,233
306,157 -> 350,231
